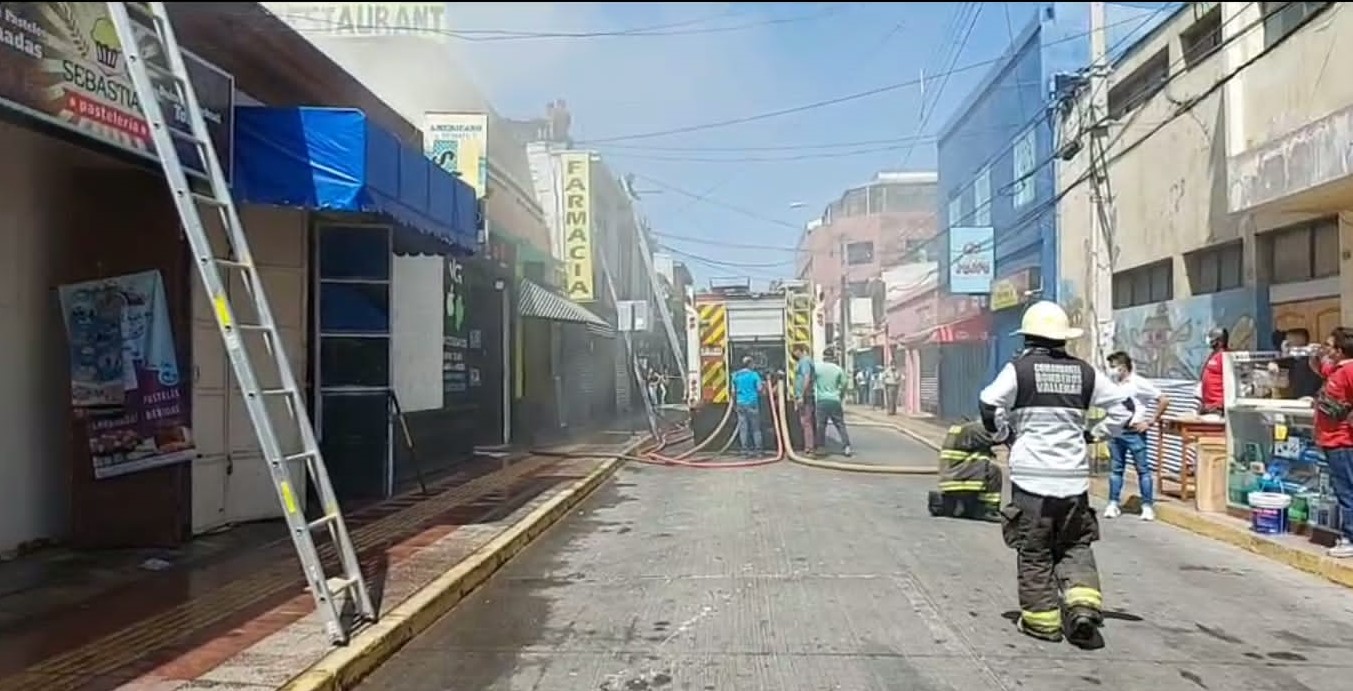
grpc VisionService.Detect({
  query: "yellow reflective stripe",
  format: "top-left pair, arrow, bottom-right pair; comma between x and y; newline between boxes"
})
938,481 -> 985,492
948,425 -> 963,434
979,493 -> 1002,504
1021,609 -> 1061,632
1064,586 -> 1103,610
939,450 -> 970,461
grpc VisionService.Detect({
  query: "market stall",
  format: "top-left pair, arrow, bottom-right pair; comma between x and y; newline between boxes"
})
1222,350 -> 1341,545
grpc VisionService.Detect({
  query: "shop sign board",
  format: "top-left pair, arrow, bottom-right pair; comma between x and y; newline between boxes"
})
262,3 -> 448,39
990,269 -> 1035,311
57,269 -> 196,480
559,152 -> 595,302
424,111 -> 488,199
947,226 -> 994,294
0,3 -> 236,180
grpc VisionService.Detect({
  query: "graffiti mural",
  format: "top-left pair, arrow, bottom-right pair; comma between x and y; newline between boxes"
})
1112,288 -> 1262,380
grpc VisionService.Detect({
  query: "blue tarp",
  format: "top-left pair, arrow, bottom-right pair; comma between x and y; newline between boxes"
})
232,107 -> 477,255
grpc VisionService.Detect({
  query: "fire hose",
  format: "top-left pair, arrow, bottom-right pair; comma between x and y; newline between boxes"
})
534,381 -> 936,476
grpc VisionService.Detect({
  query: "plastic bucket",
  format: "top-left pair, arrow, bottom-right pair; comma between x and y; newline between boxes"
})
1248,492 -> 1292,535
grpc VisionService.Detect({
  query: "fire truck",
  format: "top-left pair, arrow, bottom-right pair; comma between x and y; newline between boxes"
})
683,278 -> 827,448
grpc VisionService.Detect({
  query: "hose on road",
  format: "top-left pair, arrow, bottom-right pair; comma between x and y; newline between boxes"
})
533,384 -> 935,476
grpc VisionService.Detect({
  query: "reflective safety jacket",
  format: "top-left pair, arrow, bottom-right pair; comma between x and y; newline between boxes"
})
938,422 -> 997,493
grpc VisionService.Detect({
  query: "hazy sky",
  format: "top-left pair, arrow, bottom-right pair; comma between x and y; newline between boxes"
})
446,2 -> 1167,286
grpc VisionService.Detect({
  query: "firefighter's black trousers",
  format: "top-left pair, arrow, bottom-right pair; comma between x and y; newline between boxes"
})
999,482 -> 1103,637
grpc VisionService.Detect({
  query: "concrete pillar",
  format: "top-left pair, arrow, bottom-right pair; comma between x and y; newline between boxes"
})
1340,212 -> 1353,326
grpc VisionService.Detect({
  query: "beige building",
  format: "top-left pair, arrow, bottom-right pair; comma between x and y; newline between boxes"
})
1056,2 -> 1349,378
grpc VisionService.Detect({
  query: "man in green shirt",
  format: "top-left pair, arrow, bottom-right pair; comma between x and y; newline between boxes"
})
813,351 -> 853,456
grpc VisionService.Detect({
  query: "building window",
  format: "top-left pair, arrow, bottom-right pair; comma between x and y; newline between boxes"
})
845,241 -> 875,266
1112,259 -> 1173,309
1266,217 -> 1339,283
1181,5 -> 1223,67
846,280 -> 872,297
1263,2 -> 1331,47
1012,127 -> 1037,208
973,166 -> 992,226
1108,48 -> 1170,119
948,193 -> 964,227
843,188 -> 867,217
1186,241 -> 1244,295
879,183 -> 937,213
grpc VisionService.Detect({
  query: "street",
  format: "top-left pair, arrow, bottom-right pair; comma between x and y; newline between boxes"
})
358,423 -> 1353,691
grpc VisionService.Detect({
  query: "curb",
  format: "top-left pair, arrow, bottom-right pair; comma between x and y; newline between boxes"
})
872,419 -> 1353,590
280,441 -> 641,691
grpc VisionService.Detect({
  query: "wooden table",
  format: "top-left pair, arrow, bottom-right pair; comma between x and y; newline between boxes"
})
1155,417 -> 1227,504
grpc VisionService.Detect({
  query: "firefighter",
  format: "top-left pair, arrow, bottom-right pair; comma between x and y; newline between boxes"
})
977,300 -> 1131,647
927,420 -> 1003,522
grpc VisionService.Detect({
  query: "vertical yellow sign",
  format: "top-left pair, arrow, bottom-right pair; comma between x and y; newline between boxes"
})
560,153 -> 595,302
423,112 -> 489,198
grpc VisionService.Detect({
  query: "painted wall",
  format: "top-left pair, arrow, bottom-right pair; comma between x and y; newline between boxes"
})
1111,287 -> 1266,380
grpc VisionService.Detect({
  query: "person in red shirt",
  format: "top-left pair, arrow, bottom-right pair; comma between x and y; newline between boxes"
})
1198,327 -> 1229,415
1314,327 -> 1353,559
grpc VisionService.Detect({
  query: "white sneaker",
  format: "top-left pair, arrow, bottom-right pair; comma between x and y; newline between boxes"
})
1328,539 -> 1353,559
1140,505 -> 1156,522
1103,502 -> 1122,519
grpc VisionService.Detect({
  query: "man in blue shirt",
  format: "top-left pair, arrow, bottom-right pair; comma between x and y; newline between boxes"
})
792,344 -> 817,453
731,356 -> 766,457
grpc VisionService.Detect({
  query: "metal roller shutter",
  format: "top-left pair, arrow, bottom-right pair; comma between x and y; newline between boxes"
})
919,346 -> 940,416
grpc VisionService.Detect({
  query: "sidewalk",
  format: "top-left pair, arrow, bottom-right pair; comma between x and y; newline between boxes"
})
846,404 -> 1353,590
0,438 -> 639,691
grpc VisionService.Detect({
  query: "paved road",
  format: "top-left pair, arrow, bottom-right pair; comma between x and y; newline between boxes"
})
360,421 -> 1353,691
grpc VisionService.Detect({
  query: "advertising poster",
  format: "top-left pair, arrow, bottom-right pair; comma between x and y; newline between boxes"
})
424,111 -> 489,199
0,3 -> 236,180
58,270 -> 195,479
947,226 -> 995,295
559,152 -> 595,302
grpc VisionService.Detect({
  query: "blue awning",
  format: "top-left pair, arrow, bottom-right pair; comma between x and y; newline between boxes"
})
232,106 -> 477,255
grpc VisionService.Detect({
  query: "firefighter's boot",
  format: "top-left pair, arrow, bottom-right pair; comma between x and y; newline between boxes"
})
1016,615 -> 1063,643
1064,605 -> 1102,648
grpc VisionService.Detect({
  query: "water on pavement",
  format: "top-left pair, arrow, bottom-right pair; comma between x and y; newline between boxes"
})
358,422 -> 1353,691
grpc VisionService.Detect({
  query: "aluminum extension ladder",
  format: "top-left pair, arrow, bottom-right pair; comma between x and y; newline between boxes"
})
105,2 -> 375,644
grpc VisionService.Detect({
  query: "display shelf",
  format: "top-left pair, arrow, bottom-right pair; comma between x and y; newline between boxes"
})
1221,352 -> 1340,542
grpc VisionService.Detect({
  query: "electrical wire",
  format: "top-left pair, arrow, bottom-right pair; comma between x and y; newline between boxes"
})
572,11 -> 1185,145
266,5 -> 848,42
898,2 -> 983,168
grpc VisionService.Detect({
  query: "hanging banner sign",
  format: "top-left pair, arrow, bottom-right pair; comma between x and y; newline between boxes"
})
559,152 -> 595,302
947,226 -> 995,295
0,3 -> 236,180
58,270 -> 195,480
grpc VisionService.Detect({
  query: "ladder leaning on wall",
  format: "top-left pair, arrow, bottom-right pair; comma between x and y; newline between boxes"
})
104,2 -> 375,645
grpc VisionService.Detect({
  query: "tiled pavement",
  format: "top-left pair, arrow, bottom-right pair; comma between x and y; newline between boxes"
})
0,443 -> 631,691
845,404 -> 1353,590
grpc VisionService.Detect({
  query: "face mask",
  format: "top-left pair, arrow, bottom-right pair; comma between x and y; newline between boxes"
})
1108,366 -> 1128,382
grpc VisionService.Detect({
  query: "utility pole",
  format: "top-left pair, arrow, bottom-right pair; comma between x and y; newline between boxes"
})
838,236 -> 851,374
1086,1 -> 1115,366
627,202 -> 686,381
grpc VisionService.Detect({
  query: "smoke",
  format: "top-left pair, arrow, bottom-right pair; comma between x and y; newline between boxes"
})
443,3 -> 793,145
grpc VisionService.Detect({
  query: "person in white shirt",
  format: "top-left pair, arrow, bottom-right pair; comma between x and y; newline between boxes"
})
1102,351 -> 1171,521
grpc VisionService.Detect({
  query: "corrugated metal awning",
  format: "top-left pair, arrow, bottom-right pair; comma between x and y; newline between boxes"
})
518,279 -> 614,337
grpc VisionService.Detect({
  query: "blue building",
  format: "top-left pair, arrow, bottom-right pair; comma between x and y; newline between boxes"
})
935,2 -> 1167,381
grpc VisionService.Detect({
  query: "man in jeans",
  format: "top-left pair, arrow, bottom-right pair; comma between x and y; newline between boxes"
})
791,344 -> 817,453
814,351 -> 853,457
730,356 -> 765,458
1101,351 -> 1170,522
1314,327 -> 1353,558
883,363 -> 901,416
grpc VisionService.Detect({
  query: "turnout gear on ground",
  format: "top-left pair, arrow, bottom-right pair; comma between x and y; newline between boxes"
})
929,422 -> 1003,521
978,303 -> 1131,644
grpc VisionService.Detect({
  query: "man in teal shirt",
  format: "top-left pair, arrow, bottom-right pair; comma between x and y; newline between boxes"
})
813,351 -> 853,457
730,357 -> 765,457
